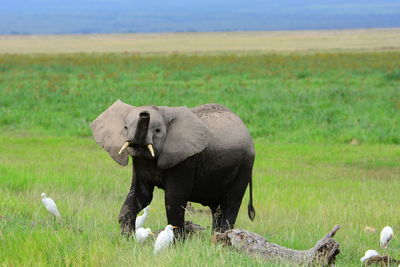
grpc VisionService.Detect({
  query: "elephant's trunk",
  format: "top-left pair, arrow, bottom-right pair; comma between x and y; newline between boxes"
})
132,111 -> 150,144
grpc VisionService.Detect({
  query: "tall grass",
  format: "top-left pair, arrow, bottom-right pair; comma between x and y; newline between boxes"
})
0,52 -> 399,143
1,136 -> 399,266
1,51 -> 399,266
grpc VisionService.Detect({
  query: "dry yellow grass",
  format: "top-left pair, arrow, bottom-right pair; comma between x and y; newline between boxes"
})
0,28 -> 399,54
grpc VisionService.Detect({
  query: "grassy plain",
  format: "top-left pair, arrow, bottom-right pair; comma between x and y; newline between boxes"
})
0,32 -> 400,266
1,136 -> 399,266
1,52 -> 399,143
0,28 -> 400,54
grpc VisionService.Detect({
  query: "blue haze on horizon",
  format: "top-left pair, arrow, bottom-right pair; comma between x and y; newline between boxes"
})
0,0 -> 400,34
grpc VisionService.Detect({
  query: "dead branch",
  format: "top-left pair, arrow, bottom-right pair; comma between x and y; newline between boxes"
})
364,255 -> 400,266
184,220 -> 206,234
213,225 -> 341,266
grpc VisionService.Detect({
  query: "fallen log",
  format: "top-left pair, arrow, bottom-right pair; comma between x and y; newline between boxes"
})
213,225 -> 341,266
184,220 -> 206,234
364,255 -> 400,266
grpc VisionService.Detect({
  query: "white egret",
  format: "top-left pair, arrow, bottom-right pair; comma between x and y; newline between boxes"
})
360,250 -> 379,262
41,193 -> 61,218
380,226 -> 394,248
135,227 -> 154,243
153,225 -> 177,254
135,206 -> 151,229
380,226 -> 394,266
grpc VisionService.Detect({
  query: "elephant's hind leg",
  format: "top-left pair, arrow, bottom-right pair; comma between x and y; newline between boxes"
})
219,163 -> 253,232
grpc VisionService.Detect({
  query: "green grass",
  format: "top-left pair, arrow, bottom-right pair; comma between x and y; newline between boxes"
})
1,51 -> 400,266
1,136 -> 399,266
0,52 -> 399,143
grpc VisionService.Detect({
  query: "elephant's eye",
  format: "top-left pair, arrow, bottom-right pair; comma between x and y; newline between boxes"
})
155,128 -> 161,133
124,126 -> 128,130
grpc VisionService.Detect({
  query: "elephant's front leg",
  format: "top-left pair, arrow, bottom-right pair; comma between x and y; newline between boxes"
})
119,177 -> 154,235
164,165 -> 195,237
119,189 -> 137,235
164,190 -> 187,237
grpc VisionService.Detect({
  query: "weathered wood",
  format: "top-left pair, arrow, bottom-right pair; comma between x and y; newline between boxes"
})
213,225 -> 341,266
184,220 -> 206,234
364,255 -> 400,266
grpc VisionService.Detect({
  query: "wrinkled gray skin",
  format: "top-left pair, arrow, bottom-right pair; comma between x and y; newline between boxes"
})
90,100 -> 255,236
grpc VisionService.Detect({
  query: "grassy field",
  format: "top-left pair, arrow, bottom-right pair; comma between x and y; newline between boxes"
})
0,41 -> 400,266
1,52 -> 399,144
1,136 -> 399,266
0,28 -> 400,54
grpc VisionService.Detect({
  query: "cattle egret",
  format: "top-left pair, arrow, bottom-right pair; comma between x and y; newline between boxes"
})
360,250 -> 379,262
135,206 -> 151,229
153,225 -> 177,254
380,226 -> 394,248
135,227 -> 154,243
41,193 -> 61,218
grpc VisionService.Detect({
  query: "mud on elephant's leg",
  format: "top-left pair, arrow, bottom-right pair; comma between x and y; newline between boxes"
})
118,181 -> 154,235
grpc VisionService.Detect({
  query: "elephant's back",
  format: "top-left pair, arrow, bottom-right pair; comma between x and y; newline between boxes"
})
191,104 -> 254,159
191,103 -> 232,115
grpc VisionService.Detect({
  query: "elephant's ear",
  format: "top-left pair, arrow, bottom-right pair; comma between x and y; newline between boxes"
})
90,100 -> 134,166
157,107 -> 211,169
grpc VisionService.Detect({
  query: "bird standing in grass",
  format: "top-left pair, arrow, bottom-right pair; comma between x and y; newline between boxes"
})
153,225 -> 177,254
360,250 -> 379,262
135,228 -> 154,243
380,226 -> 394,266
380,226 -> 394,248
135,206 -> 151,229
41,193 -> 61,218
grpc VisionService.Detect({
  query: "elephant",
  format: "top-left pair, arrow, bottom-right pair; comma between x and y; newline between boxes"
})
90,100 -> 255,235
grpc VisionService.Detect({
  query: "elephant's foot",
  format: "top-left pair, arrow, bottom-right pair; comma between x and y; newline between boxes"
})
173,227 -> 186,241
120,223 -> 134,236
118,215 -> 136,236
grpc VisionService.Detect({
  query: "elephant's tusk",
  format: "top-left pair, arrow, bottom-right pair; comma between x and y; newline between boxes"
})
118,141 -> 130,155
147,144 -> 155,157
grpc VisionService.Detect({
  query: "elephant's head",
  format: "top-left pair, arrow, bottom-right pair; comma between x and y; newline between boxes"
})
90,100 -> 210,169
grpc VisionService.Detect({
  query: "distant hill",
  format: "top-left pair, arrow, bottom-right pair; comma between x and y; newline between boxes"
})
1,0 -> 400,34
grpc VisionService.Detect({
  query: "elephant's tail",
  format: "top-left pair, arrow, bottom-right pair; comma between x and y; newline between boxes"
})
247,173 -> 256,221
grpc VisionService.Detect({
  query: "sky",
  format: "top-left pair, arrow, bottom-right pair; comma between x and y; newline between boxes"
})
1,0 -> 400,34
